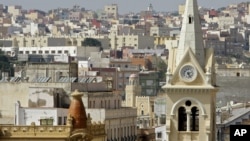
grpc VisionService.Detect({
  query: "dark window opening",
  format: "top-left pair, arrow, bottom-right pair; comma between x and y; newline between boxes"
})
189,16 -> 192,24
141,110 -> 144,115
178,107 -> 187,131
236,72 -> 240,77
191,107 -> 199,131
40,118 -> 53,125
185,100 -> 192,106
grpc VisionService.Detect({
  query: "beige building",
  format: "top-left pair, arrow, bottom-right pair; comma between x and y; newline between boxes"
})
25,11 -> 44,21
0,90 -> 106,141
9,35 -> 108,48
109,34 -> 154,50
123,74 -> 155,128
178,4 -> 185,15
163,0 -> 218,141
83,91 -> 137,141
7,5 -> 22,17
104,4 -> 118,19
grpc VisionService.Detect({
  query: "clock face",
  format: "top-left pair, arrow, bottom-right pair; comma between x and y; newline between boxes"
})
179,64 -> 197,82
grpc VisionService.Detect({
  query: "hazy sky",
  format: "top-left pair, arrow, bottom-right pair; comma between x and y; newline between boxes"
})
1,0 -> 249,13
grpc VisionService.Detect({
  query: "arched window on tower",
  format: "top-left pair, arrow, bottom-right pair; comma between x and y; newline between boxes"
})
178,107 -> 187,131
141,110 -> 144,115
191,106 -> 199,131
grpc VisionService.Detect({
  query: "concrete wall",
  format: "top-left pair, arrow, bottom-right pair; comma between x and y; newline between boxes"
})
47,38 -> 67,46
16,105 -> 68,126
24,63 -> 78,82
0,82 -> 71,121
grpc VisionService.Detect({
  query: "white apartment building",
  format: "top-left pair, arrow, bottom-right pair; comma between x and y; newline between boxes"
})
0,46 -> 100,58
15,101 -> 68,126
218,16 -> 236,29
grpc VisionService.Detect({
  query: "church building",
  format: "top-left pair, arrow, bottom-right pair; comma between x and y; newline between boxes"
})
163,0 -> 218,141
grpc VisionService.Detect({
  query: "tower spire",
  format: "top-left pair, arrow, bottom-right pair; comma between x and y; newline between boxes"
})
176,0 -> 205,68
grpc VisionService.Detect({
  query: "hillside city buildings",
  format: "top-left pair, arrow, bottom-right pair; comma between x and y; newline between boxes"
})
0,0 -> 250,141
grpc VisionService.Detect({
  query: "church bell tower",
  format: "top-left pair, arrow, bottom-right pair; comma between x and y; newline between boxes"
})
163,0 -> 218,141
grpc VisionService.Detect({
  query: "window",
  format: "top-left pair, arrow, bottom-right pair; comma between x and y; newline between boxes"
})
63,116 -> 67,125
64,50 -> 69,54
188,16 -> 193,24
191,107 -> 199,131
45,50 -> 49,54
58,117 -> 62,125
58,50 -> 62,54
157,132 -> 162,138
19,51 -> 23,54
236,72 -> 240,77
38,50 -> 43,54
178,107 -> 187,131
32,51 -> 36,54
40,118 -> 53,125
25,51 -> 29,54
51,50 -> 55,54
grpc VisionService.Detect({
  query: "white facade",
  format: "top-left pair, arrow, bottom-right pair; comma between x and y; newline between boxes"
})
0,46 -> 76,56
0,46 -> 99,59
155,125 -> 167,141
30,22 -> 39,36
203,14 -> 218,24
15,101 -> 68,126
218,16 -> 236,29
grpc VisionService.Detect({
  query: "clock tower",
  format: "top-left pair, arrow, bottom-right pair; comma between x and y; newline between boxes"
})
163,0 -> 218,141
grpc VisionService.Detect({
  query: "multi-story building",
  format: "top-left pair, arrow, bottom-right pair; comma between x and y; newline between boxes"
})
69,11 -> 82,21
205,32 -> 226,56
150,26 -> 170,36
104,4 -> 118,19
178,4 -> 185,15
217,102 -> 250,141
139,71 -> 160,96
25,10 -> 44,21
0,90 -> 106,141
123,74 -> 166,140
0,46 -> 100,59
109,34 -> 154,50
91,59 -> 140,91
218,16 -> 236,29
1,35 -> 107,47
7,5 -> 22,17
83,91 -> 137,141
0,4 -> 3,17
